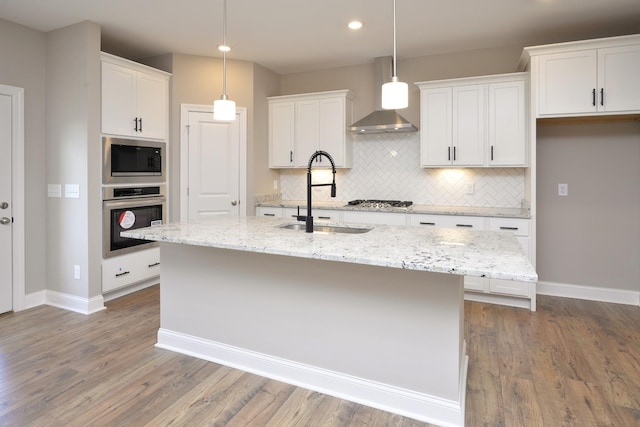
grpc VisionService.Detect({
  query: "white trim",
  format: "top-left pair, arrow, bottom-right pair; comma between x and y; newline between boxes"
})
24,290 -> 106,314
102,278 -> 158,302
0,84 -> 25,312
537,281 -> 640,306
24,290 -> 46,309
157,328 -> 465,427
179,104 -> 248,220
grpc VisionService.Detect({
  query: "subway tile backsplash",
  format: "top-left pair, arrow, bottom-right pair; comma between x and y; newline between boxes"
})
280,132 -> 526,208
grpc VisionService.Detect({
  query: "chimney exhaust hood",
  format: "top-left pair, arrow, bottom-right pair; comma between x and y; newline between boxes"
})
348,57 -> 418,134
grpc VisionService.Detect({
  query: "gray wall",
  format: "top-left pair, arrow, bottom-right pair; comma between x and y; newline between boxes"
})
537,121 -> 640,291
142,53 -> 280,220
0,18 -> 47,295
45,21 -> 102,298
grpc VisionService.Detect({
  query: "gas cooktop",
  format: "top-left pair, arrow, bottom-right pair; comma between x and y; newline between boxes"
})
347,199 -> 413,209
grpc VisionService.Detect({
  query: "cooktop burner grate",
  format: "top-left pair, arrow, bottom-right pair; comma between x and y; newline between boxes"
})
347,199 -> 413,209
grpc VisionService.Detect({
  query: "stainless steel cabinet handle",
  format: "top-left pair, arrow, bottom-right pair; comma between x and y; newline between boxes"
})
456,224 -> 472,228
263,213 -> 275,217
419,221 -> 436,226
148,262 -> 160,268
0,217 -> 10,225
115,270 -> 131,277
318,216 -> 331,220
499,226 -> 518,231
0,202 -> 8,209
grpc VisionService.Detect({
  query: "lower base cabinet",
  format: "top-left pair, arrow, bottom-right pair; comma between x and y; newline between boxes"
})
255,206 -> 536,310
102,247 -> 161,293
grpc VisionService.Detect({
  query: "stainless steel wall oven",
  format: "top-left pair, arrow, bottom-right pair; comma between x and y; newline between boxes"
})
103,137 -> 166,184
102,185 -> 166,258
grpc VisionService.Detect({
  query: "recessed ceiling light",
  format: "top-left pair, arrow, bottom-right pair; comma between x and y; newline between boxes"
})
348,20 -> 363,30
218,44 -> 231,52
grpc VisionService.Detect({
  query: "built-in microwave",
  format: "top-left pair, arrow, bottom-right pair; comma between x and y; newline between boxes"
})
103,137 -> 166,184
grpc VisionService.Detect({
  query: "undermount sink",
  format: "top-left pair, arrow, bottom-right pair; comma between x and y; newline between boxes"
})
278,223 -> 372,234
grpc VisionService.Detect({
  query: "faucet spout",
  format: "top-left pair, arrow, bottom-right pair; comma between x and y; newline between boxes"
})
306,150 -> 337,233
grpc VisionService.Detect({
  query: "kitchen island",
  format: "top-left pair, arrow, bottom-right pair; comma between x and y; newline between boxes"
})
123,215 -> 537,427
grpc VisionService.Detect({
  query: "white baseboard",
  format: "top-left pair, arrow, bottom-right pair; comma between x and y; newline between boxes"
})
24,290 -> 46,309
537,281 -> 640,306
24,290 -> 106,314
157,328 -> 465,427
102,279 -> 158,302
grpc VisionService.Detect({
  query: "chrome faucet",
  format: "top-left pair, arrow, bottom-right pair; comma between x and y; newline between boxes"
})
299,150 -> 337,233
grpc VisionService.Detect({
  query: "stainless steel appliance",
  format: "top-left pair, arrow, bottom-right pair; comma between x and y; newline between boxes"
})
102,185 -> 166,258
102,137 -> 166,184
347,199 -> 413,209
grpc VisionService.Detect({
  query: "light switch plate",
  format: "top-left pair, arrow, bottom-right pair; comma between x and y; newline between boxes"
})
48,184 -> 62,198
558,183 -> 568,196
65,184 -> 80,199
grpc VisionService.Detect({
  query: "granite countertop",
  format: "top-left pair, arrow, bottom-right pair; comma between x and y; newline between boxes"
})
123,216 -> 537,282
257,200 -> 531,219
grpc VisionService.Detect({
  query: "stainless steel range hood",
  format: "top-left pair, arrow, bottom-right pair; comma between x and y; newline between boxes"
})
348,57 -> 418,134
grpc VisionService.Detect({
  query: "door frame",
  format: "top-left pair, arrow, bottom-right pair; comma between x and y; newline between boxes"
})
179,104 -> 247,221
0,84 -> 25,312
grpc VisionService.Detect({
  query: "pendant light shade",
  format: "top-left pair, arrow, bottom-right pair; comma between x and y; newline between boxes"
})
214,0 -> 236,121
381,0 -> 408,110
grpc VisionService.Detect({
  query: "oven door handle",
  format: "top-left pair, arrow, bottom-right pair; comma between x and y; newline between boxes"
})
103,196 -> 166,210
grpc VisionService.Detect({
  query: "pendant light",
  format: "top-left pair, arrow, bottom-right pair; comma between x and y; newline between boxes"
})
381,0 -> 408,110
213,0 -> 236,121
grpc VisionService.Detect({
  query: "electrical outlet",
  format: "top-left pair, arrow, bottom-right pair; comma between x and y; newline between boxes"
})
74,265 -> 80,280
558,183 -> 568,196
465,183 -> 474,195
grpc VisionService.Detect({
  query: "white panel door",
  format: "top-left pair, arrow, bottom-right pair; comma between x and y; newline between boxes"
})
452,84 -> 485,166
187,111 -> 240,220
598,44 -> 640,113
0,94 -> 12,314
101,61 -> 137,136
136,71 -> 168,140
420,87 -> 452,167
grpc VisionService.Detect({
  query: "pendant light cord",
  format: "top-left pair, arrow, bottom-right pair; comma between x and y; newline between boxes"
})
392,0 -> 397,78
222,0 -> 228,97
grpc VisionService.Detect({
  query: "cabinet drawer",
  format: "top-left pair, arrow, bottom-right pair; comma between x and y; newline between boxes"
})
256,207 -> 282,218
439,215 -> 487,230
464,276 -> 488,292
102,247 -> 160,293
489,279 -> 531,297
282,208 -> 341,222
488,218 -> 529,236
342,210 -> 407,226
408,214 -> 446,227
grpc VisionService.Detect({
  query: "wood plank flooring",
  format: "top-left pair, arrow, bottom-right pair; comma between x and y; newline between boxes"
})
0,285 -> 638,426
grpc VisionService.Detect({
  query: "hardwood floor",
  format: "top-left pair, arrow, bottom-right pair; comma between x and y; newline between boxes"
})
0,286 -> 638,426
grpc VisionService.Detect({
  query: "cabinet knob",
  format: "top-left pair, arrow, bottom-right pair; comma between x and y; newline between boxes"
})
231,200 -> 238,206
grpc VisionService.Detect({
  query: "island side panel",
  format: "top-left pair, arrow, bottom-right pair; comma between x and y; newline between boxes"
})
158,242 -> 465,407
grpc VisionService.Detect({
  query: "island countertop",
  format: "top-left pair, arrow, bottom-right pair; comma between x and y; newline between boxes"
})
123,215 -> 537,282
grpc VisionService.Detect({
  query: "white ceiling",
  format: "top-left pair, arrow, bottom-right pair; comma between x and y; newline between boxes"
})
1,0 -> 640,74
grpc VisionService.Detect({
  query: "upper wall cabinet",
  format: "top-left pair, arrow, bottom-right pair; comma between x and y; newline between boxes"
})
268,90 -> 355,168
520,34 -> 640,118
415,73 -> 528,168
101,53 -> 171,141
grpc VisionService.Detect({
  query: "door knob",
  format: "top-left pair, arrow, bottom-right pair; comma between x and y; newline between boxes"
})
231,200 -> 238,206
0,202 -> 8,209
0,217 -> 10,225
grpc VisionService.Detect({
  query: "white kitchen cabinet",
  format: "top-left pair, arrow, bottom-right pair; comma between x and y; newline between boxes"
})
268,90 -> 355,168
521,35 -> 640,117
282,207 -> 340,222
101,53 -> 170,140
255,206 -> 284,218
102,247 -> 161,293
341,210 -> 408,226
488,80 -> 527,166
268,101 -> 295,167
416,73 -> 527,168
